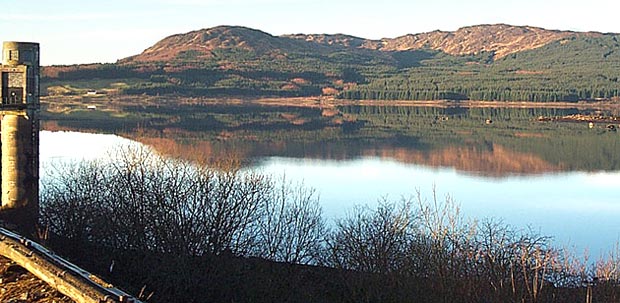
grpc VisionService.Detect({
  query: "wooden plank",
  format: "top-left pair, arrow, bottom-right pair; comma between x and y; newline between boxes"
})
0,227 -> 142,303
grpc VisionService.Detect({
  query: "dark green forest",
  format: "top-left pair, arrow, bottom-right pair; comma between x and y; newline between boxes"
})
42,34 -> 620,102
341,35 -> 620,102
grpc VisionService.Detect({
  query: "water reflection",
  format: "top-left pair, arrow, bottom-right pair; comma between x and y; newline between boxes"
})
253,156 -> 620,257
39,103 -> 620,257
360,144 -> 562,177
40,131 -> 138,162
123,104 -> 620,176
136,138 -> 563,177
39,131 -> 620,257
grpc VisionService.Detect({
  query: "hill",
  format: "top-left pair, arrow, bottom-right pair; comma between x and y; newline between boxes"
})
129,24 -> 587,62
286,24 -> 591,59
121,25 -> 339,63
42,24 -> 620,102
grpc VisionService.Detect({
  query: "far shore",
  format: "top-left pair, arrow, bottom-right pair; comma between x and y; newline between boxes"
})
42,95 -> 620,110
253,97 -> 620,110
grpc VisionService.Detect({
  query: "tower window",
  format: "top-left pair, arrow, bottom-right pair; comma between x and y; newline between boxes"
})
8,50 -> 19,61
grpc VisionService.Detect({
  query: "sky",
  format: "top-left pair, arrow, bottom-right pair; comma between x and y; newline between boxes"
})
1,0 -> 618,65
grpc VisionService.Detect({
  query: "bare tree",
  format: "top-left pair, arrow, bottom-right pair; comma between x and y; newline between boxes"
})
41,146 -> 321,260
256,177 -> 324,264
42,152 -> 620,303
324,200 -> 414,274
41,160 -> 108,244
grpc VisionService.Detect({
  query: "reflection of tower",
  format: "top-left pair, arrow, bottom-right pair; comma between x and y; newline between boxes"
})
0,42 -> 40,235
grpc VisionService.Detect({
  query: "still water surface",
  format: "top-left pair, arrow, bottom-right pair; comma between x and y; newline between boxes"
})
39,131 -> 620,257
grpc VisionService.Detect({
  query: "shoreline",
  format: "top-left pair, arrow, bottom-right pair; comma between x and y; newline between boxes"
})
42,95 -> 620,110
250,97 -> 620,110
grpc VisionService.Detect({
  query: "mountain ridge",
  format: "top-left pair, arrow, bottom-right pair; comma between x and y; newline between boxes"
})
123,23 -> 607,63
43,23 -> 620,103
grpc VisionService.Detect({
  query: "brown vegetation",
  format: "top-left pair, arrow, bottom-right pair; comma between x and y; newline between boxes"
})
375,24 -> 582,58
119,24 -> 591,64
321,87 -> 340,96
290,78 -> 309,85
121,26 -> 308,63
280,83 -> 300,91
279,24 -> 591,59
0,256 -> 73,303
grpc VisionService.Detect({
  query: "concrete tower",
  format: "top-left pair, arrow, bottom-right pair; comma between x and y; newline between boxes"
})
0,42 -> 40,235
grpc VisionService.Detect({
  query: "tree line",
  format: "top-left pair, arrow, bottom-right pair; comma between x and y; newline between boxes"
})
41,34 -> 620,102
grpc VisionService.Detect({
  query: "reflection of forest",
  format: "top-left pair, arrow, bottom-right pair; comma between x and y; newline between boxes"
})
129,105 -> 619,176
138,137 -> 563,177
41,98 -> 620,175
363,145 -> 563,177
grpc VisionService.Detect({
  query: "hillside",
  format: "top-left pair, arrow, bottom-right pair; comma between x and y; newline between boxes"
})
42,24 -> 620,102
286,24 -> 589,59
121,25 -> 337,63
133,24 -> 585,62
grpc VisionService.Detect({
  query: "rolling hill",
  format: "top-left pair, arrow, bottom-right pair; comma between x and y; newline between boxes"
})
42,24 -> 620,102
120,26 -> 339,63
284,24 -> 592,59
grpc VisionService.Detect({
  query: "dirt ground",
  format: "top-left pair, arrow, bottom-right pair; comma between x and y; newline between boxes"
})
0,255 -> 73,303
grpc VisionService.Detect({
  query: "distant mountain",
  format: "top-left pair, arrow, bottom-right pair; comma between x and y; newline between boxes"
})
374,24 -> 597,58
121,25 -> 342,63
126,24 -> 595,63
43,24 -> 620,103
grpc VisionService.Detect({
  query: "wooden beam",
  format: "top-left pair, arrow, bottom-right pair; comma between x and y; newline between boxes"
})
0,227 -> 143,303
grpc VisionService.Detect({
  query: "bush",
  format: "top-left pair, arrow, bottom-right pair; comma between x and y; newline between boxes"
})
41,147 -> 324,260
40,150 -> 620,302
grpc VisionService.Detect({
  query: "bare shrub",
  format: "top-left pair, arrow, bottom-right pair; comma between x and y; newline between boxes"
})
321,188 -> 594,302
324,200 -> 414,274
41,160 -> 108,244
41,146 -> 325,261
41,154 -> 620,302
255,177 -> 324,264
471,219 -> 559,302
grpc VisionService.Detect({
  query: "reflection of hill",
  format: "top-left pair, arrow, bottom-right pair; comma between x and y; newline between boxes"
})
363,144 -> 563,177
138,136 -> 561,177
137,137 -> 248,168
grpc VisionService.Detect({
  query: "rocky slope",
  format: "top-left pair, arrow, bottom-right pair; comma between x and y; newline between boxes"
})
375,24 -> 593,58
282,33 -> 368,48
124,23 -> 599,63
122,25 -> 332,63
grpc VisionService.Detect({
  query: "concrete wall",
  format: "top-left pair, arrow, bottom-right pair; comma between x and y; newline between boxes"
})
0,42 -> 40,235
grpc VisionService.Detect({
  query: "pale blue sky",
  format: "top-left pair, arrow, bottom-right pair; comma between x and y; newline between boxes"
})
1,0 -> 617,65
